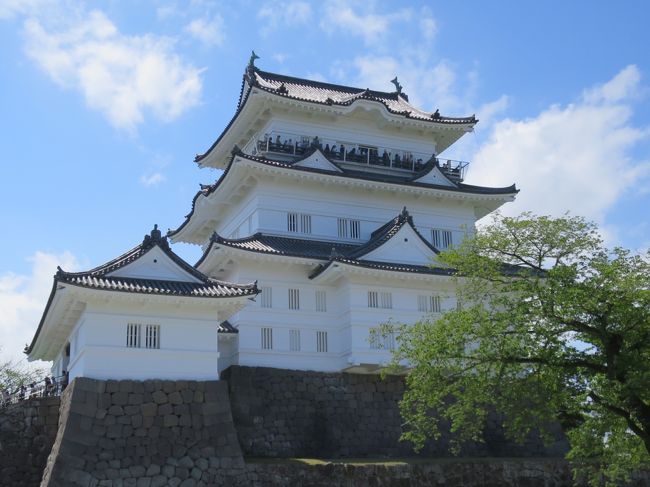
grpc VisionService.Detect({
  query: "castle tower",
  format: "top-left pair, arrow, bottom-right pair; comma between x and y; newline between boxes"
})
169,55 -> 518,373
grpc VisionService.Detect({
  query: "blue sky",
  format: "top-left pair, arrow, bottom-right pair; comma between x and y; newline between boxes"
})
1,0 -> 649,364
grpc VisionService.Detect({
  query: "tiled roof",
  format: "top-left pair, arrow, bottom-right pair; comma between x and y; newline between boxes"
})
58,226 -> 258,299
196,232 -> 361,267
309,258 -> 455,279
56,272 -> 255,298
251,69 -> 477,125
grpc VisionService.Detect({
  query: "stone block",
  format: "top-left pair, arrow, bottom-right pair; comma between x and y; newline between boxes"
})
152,391 -> 167,405
106,424 -> 122,439
136,479 -> 151,487
112,392 -> 129,406
168,391 -> 183,405
75,377 -> 107,395
151,475 -> 167,487
108,405 -> 124,416
129,465 -> 146,477
163,415 -> 179,427
129,394 -> 144,405
158,403 -> 173,416
141,403 -> 157,417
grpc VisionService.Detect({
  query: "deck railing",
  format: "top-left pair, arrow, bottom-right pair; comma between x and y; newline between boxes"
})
1,375 -> 67,407
252,130 -> 468,181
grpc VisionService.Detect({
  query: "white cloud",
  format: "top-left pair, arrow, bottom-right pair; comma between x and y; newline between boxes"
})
419,7 -> 437,42
0,251 -> 80,367
23,10 -> 203,132
346,55 -> 469,115
272,52 -> 288,64
583,65 -> 642,104
258,1 -> 312,35
476,94 -> 509,127
0,0 -> 55,19
185,15 -> 225,47
320,0 -> 411,45
467,65 -> 650,225
140,172 -> 166,187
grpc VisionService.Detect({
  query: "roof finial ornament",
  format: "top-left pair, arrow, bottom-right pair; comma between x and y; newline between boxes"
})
248,50 -> 260,72
151,224 -> 162,240
390,76 -> 403,95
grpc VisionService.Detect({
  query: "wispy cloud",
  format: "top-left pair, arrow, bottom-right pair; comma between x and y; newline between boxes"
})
140,172 -> 166,187
320,0 -> 412,45
0,251 -> 80,366
468,65 -> 650,226
0,0 -> 55,19
185,15 -> 225,47
258,1 -> 312,36
22,9 -> 203,132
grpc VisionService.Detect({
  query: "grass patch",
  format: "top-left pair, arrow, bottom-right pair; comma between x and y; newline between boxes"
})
245,457 -> 559,466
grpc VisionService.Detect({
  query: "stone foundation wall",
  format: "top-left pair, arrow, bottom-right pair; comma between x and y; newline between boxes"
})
40,377 -> 244,487
242,459 -> 579,487
0,396 -> 60,487
223,366 -> 569,459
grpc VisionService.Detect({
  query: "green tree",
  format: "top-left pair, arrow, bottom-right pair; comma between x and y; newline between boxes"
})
0,351 -> 45,397
379,213 -> 650,485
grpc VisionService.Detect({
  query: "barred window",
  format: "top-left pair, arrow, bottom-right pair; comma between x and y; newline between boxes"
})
261,327 -> 273,350
261,287 -> 272,308
418,295 -> 442,313
368,291 -> 379,308
288,213 -> 312,234
127,323 -> 141,348
316,331 -> 328,353
144,325 -> 160,349
289,329 -> 301,352
288,288 -> 300,310
301,214 -> 312,234
368,291 -> 392,309
287,213 -> 298,232
432,229 -> 453,249
315,290 -> 327,312
337,218 -> 361,239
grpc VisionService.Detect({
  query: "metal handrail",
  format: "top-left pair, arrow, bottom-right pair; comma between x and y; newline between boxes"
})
1,375 -> 67,407
252,130 -> 469,181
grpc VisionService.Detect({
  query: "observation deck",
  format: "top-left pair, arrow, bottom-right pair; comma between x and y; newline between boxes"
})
250,131 -> 469,182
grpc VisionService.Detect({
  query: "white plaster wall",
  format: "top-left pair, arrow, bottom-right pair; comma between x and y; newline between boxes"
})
221,259 -> 458,372
65,300 -> 222,381
108,246 -> 201,282
215,181 -> 474,250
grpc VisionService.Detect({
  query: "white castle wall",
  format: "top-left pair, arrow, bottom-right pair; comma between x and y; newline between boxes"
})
61,299 -> 223,381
